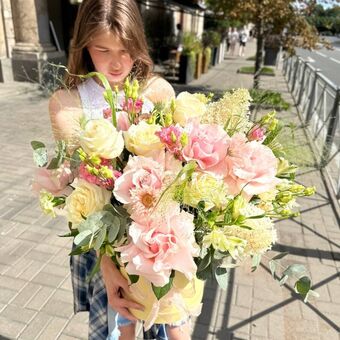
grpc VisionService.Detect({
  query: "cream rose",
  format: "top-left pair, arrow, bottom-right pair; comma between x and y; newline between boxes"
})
80,119 -> 124,159
65,180 -> 111,226
124,121 -> 164,156
173,92 -> 206,126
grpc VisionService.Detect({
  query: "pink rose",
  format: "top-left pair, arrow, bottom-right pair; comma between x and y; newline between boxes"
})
32,163 -> 73,196
117,210 -> 198,287
224,133 -> 279,197
182,123 -> 230,177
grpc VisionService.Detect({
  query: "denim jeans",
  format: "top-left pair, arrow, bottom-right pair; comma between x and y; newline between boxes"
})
107,306 -> 168,340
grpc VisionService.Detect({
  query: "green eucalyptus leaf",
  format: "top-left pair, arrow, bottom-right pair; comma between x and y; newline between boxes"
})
215,267 -> 229,291
295,276 -> 311,298
78,212 -> 105,233
116,219 -> 127,242
271,252 -> 289,261
108,223 -> 120,243
31,141 -> 46,150
197,251 -> 211,272
70,149 -> 82,169
251,254 -> 261,272
94,226 -> 107,251
74,230 -> 92,246
279,274 -> 288,286
33,147 -> 48,167
269,260 -> 276,278
214,250 -> 229,260
69,245 -> 87,256
196,265 -> 213,281
152,277 -> 173,300
59,229 -> 79,238
282,264 -> 307,279
47,156 -> 61,169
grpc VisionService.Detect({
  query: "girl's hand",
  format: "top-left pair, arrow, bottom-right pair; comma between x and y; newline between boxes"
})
100,255 -> 144,321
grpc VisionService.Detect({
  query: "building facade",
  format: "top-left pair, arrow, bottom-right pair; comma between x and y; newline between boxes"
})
0,0 -> 204,83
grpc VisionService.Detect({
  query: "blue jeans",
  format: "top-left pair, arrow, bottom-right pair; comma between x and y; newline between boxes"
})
107,306 -> 168,340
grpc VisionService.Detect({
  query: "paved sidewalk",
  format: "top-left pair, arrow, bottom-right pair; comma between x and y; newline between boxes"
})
0,40 -> 339,340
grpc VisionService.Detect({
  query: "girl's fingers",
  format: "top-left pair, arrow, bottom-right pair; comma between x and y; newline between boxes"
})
116,307 -> 138,322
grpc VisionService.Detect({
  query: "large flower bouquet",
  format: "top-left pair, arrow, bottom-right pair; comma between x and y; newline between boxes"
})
32,73 -> 316,326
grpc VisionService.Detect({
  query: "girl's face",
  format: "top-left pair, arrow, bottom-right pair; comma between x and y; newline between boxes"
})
87,30 -> 134,87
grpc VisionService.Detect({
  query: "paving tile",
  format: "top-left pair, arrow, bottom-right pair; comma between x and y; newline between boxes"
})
0,287 -> 17,304
24,286 -> 55,311
31,271 -> 66,288
63,317 -> 89,339
18,312 -> 53,339
0,305 -> 36,324
10,282 -> 41,307
0,315 -> 26,339
36,316 -> 68,340
41,298 -> 74,319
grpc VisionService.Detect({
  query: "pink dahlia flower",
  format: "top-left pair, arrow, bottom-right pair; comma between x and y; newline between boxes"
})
224,133 -> 279,197
117,210 -> 198,287
182,123 -> 230,177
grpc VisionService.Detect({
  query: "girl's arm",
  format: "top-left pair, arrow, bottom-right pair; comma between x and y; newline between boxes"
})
101,255 -> 144,320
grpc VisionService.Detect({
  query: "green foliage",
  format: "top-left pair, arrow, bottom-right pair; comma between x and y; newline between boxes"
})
152,273 -> 174,300
308,4 -> 340,34
182,33 -> 202,55
31,141 -> 48,167
203,47 -> 212,67
202,30 -> 221,48
238,66 -> 275,76
249,89 -> 290,111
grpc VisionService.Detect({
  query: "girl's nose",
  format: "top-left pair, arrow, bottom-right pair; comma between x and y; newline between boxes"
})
110,56 -> 122,69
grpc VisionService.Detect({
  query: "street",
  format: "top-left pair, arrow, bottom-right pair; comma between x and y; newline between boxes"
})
296,37 -> 340,88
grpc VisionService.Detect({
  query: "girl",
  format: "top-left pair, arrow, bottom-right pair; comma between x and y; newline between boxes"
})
49,0 -> 196,339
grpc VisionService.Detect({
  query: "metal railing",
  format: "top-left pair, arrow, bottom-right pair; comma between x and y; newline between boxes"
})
283,55 -> 340,199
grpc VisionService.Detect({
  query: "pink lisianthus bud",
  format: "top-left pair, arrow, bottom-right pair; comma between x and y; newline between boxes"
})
122,98 -> 134,113
103,108 -> 112,119
155,125 -> 184,160
134,98 -> 144,114
79,158 -> 119,190
248,125 -> 266,142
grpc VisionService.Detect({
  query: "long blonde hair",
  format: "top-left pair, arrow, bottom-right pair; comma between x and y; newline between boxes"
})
65,0 -> 153,88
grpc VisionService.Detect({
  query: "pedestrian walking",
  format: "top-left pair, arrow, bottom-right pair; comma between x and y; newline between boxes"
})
228,28 -> 239,56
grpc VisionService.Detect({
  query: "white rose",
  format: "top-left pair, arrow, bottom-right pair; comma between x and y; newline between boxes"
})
65,180 -> 111,226
124,121 -> 164,156
80,119 -> 124,159
173,92 -> 206,126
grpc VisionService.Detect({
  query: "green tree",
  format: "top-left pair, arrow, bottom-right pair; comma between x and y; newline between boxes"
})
206,0 -> 333,88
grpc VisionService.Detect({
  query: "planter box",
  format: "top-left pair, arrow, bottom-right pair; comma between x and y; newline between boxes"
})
202,55 -> 209,73
264,48 -> 280,66
211,47 -> 219,66
179,54 -> 195,84
195,53 -> 203,79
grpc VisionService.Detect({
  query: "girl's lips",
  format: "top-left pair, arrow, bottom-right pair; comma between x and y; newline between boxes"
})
109,72 -> 123,76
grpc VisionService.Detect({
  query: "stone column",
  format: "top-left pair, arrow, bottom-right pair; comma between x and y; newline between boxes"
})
11,0 -> 66,82
0,0 -> 15,81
